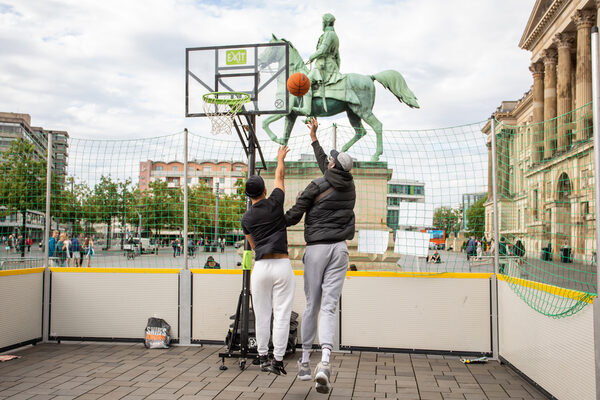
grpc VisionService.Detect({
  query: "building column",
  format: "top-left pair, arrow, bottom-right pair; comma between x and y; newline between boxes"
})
554,32 -> 575,153
487,141 -> 493,200
573,9 -> 596,141
543,48 -> 558,159
530,61 -> 545,163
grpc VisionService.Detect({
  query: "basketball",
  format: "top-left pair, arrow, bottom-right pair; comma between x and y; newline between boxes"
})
287,72 -> 310,97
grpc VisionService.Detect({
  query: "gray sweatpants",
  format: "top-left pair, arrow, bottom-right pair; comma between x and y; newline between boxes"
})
301,241 -> 348,352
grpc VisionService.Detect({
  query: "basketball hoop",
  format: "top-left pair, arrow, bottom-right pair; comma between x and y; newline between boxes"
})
202,92 -> 251,134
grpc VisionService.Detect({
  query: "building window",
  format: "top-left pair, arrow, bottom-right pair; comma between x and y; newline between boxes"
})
172,166 -> 178,172
386,210 -> 399,229
533,189 -> 538,220
581,169 -> 590,189
221,166 -> 227,172
236,166 -> 242,171
387,197 -> 401,206
155,166 -> 164,171
204,166 -> 212,172
219,178 -> 225,184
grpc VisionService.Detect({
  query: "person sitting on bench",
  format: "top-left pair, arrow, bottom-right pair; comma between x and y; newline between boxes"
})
429,250 -> 441,263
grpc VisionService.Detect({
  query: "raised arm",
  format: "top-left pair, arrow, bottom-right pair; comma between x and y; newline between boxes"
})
273,146 -> 290,192
307,118 -> 328,173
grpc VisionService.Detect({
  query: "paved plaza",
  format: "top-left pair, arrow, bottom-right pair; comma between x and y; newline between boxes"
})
0,343 -> 548,400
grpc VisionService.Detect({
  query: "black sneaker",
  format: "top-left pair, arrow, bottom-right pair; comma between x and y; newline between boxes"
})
258,355 -> 270,371
266,359 -> 287,375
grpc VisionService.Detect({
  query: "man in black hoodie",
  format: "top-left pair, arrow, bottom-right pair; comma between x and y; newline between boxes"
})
284,118 -> 355,394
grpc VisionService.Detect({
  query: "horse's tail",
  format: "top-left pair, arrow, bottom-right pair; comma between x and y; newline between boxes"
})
371,70 -> 420,109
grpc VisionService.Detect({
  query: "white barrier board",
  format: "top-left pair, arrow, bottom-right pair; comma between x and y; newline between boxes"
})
51,271 -> 179,339
342,275 -> 491,352
0,270 -> 43,349
498,280 -> 595,400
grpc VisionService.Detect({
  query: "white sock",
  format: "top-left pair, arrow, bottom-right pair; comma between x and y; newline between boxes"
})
274,355 -> 283,362
302,349 -> 310,363
321,348 -> 331,363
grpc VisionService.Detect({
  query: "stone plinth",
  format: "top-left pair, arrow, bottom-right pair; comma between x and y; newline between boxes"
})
261,160 -> 398,270
446,231 -> 466,252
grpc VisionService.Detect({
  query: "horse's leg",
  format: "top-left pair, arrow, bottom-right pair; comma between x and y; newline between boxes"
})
362,112 -> 384,161
262,114 -> 285,143
341,108 -> 367,152
281,113 -> 298,145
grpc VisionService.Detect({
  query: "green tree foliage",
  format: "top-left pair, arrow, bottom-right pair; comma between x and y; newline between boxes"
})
87,175 -> 120,248
466,195 -> 487,239
138,180 -> 183,238
432,205 -> 461,235
0,139 -> 53,256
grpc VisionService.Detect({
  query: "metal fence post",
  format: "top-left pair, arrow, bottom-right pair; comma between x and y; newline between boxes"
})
184,129 -> 189,270
179,129 -> 191,345
589,25 -> 600,400
490,117 -> 500,360
42,133 -> 53,342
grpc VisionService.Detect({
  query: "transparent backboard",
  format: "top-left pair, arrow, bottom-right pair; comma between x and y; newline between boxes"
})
186,42 -> 289,117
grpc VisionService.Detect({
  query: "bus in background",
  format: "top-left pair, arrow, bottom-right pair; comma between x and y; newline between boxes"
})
421,229 -> 445,250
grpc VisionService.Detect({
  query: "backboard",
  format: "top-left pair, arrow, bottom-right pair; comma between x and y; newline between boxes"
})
186,42 -> 289,117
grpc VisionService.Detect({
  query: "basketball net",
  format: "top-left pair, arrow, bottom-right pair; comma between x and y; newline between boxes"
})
202,92 -> 250,135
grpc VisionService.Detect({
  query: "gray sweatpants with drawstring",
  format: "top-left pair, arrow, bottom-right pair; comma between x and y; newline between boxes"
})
301,241 -> 348,352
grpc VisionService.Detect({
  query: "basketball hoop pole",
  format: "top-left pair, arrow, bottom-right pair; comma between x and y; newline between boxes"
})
219,114 -> 265,370
240,115 -> 256,361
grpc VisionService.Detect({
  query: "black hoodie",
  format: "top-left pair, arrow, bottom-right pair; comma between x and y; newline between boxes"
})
284,140 -> 356,245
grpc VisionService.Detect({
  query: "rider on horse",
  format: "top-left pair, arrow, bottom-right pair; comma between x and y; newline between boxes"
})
295,13 -> 343,116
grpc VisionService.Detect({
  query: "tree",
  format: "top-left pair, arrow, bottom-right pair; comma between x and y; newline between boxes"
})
432,205 -> 461,235
0,139 -> 48,257
87,175 -> 120,249
466,195 -> 487,239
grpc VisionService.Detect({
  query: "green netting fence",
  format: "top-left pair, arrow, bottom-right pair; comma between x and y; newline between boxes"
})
0,114 -> 596,317
495,102 -> 597,317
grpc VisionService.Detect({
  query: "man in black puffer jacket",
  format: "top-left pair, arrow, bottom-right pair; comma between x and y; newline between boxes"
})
284,118 -> 355,394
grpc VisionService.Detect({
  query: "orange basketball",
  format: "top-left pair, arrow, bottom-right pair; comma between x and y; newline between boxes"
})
287,72 -> 311,97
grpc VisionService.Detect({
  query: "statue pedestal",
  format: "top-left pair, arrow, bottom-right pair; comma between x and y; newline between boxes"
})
261,160 -> 399,271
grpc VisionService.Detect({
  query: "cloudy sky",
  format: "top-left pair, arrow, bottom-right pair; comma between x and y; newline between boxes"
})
0,0 -> 535,141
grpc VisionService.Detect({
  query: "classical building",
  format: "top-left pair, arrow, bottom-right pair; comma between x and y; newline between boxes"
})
139,160 -> 247,195
483,0 -> 598,260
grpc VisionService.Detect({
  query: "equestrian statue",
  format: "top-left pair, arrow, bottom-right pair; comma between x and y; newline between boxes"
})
258,13 -> 419,161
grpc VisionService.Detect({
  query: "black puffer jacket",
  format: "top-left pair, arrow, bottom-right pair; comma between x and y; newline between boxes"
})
284,140 -> 355,245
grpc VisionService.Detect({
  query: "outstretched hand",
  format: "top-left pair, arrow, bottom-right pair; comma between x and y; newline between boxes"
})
277,145 -> 290,161
306,117 -> 318,141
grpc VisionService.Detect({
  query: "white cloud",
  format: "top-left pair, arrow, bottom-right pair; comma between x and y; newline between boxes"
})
0,0 -> 534,141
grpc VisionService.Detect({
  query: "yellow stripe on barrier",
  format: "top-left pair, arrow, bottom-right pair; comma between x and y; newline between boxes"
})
497,274 -> 596,303
190,269 -> 491,279
346,271 -> 493,279
191,269 -> 243,275
49,267 -> 180,274
0,267 -> 45,276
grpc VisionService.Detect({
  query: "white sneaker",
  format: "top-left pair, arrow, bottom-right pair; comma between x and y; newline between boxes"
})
297,359 -> 311,381
314,361 -> 331,394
